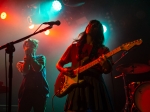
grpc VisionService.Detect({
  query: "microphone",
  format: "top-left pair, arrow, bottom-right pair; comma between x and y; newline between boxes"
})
43,20 -> 61,26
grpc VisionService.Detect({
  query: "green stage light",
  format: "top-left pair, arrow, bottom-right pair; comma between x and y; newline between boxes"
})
103,25 -> 107,33
52,1 -> 62,11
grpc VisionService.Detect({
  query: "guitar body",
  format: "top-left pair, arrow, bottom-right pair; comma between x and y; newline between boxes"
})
54,72 -> 84,98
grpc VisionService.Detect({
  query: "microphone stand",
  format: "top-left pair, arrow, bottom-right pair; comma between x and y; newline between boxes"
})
113,51 -> 128,65
114,51 -> 131,112
114,51 -> 128,79
0,25 -> 52,112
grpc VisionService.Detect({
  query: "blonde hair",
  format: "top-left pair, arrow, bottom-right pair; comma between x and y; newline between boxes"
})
23,38 -> 39,49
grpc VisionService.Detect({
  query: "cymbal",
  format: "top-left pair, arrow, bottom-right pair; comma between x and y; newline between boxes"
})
116,63 -> 150,74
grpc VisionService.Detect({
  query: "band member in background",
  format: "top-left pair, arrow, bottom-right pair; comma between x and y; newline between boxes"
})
16,39 -> 49,112
56,20 -> 114,112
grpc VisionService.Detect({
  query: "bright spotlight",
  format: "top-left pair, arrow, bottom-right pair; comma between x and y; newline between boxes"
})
1,12 -> 7,19
52,1 -> 62,11
45,30 -> 50,35
29,24 -> 35,29
103,25 -> 107,33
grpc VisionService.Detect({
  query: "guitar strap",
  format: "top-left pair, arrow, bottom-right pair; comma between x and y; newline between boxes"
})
78,43 -> 102,65
78,45 -> 100,66
89,45 -> 100,61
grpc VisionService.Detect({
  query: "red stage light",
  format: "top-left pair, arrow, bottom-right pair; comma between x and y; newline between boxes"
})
1,12 -> 7,19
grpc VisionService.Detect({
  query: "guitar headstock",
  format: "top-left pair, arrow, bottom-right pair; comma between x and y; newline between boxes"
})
121,39 -> 143,51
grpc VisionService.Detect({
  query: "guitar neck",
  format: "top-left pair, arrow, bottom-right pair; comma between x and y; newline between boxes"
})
74,46 -> 122,74
105,46 -> 122,58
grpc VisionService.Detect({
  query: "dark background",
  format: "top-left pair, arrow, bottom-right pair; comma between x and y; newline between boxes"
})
0,0 -> 150,112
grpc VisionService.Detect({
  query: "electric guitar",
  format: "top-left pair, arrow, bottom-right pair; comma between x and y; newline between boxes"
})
54,39 -> 143,98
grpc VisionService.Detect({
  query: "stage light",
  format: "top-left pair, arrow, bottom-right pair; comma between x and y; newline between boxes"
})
29,24 -> 34,29
27,1 -> 62,24
52,0 -> 62,11
45,30 -> 50,35
103,25 -> 107,33
1,12 -> 7,19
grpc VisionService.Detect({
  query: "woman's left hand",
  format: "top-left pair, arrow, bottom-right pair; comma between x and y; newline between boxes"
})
98,54 -> 107,66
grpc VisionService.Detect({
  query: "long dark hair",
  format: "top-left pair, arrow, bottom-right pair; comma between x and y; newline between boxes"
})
73,20 -> 105,60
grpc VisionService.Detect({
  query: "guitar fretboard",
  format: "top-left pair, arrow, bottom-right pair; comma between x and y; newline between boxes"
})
74,46 -> 122,74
